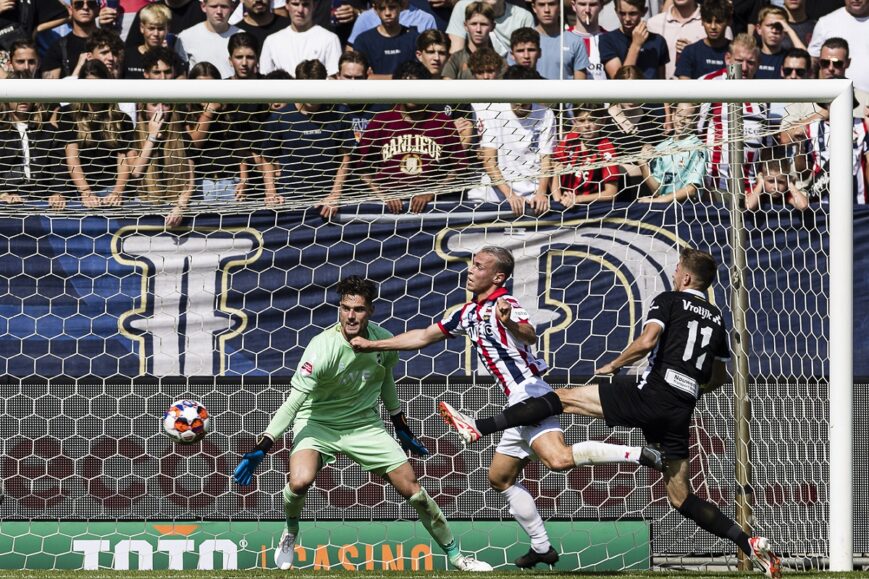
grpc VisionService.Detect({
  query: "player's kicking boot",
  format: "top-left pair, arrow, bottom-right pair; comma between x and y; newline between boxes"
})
438,401 -> 482,444
514,546 -> 559,569
449,553 -> 494,571
749,537 -> 782,578
274,530 -> 295,570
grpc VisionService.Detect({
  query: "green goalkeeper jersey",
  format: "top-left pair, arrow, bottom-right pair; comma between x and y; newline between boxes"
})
265,322 -> 400,438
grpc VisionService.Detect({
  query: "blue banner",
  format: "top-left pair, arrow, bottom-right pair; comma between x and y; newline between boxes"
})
0,202 -> 858,379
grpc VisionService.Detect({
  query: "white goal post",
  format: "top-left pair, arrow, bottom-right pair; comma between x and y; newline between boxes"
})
0,78 -> 855,571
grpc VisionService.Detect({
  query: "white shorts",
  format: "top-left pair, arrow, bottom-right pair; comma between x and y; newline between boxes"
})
495,415 -> 563,461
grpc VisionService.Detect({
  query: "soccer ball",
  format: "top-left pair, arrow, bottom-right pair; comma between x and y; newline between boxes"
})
163,400 -> 211,444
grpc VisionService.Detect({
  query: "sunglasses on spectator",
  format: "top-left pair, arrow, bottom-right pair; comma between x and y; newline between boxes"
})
72,0 -> 99,8
782,67 -> 807,77
819,58 -> 846,69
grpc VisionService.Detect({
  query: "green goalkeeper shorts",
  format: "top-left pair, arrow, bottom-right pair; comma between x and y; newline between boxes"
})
291,419 -> 408,476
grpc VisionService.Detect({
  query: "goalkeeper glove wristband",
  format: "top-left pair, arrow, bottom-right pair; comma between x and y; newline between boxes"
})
391,411 -> 430,456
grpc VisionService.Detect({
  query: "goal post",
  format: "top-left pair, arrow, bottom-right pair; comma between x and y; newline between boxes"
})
0,78 -> 855,571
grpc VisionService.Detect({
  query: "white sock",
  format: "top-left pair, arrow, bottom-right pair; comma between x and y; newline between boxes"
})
501,484 -> 551,554
571,440 -> 640,465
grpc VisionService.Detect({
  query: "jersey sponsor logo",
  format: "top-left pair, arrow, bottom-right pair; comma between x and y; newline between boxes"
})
301,361 -> 314,375
681,299 -> 720,323
665,368 -> 699,398
381,134 -> 442,163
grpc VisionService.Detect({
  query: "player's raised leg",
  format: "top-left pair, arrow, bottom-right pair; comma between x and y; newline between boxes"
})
440,396 -> 666,471
488,451 -> 558,569
275,448 -> 321,569
439,382 -> 604,441
384,462 -> 492,572
665,458 -> 781,579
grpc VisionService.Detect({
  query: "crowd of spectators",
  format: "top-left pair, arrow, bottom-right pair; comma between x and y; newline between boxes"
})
0,0 -> 867,220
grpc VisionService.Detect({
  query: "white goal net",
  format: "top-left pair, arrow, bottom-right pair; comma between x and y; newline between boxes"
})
0,78 -> 854,572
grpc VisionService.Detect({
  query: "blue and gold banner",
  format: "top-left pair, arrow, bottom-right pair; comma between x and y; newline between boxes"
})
0,202 -> 857,378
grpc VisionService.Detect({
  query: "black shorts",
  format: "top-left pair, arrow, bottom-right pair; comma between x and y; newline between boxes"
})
598,376 -> 697,459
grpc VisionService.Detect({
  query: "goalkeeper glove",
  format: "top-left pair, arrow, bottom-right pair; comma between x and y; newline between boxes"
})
391,411 -> 429,456
233,435 -> 274,485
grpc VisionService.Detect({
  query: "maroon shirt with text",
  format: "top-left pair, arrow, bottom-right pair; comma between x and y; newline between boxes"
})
355,108 -> 465,192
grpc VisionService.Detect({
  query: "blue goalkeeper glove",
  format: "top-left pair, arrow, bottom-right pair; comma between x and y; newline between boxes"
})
233,436 -> 274,485
391,411 -> 429,456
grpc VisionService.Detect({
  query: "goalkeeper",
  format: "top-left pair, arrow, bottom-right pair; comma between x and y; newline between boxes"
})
233,276 -> 491,573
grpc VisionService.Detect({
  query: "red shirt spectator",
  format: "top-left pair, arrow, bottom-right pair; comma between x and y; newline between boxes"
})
554,134 -> 618,197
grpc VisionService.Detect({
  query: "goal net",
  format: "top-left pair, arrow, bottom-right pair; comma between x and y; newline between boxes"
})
0,78 -> 854,572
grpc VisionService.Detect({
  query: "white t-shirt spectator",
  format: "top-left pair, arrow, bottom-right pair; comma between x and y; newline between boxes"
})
260,25 -> 342,76
808,7 -> 869,92
446,0 -> 533,57
468,102 -> 555,201
176,22 -> 243,79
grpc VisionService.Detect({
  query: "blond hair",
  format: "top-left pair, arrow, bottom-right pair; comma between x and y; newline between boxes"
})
730,32 -> 759,55
140,3 -> 172,27
134,106 -> 192,203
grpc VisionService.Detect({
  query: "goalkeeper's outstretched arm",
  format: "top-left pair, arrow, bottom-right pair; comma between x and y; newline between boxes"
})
351,323 -> 446,352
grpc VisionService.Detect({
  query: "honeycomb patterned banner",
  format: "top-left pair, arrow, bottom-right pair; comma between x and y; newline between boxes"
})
0,201 -> 847,379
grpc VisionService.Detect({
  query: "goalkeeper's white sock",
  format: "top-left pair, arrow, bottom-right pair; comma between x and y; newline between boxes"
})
408,487 -> 455,555
501,484 -> 551,554
282,485 -> 306,534
571,440 -> 640,465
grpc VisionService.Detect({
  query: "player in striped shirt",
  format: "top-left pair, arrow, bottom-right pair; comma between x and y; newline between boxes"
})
696,34 -> 769,194
351,246 -> 663,568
